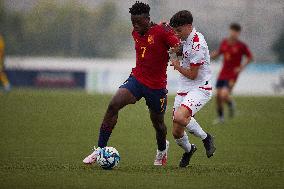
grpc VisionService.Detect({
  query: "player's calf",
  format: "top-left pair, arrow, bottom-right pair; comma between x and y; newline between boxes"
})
185,117 -> 216,158
216,93 -> 225,123
186,117 -> 207,139
150,110 -> 169,166
172,106 -> 197,167
227,100 -> 236,118
172,106 -> 192,139
153,124 -> 167,152
172,122 -> 185,139
150,111 -> 168,151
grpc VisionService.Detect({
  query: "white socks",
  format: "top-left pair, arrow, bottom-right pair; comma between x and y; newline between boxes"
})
175,132 -> 192,152
175,118 -> 207,153
186,117 -> 207,140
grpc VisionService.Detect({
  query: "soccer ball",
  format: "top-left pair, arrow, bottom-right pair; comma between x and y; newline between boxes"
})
96,147 -> 120,170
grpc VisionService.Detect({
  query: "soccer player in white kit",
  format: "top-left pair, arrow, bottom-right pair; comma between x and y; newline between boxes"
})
169,10 -> 216,167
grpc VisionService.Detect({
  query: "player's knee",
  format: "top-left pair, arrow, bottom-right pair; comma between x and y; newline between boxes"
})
217,89 -> 222,97
173,111 -> 189,126
219,90 -> 228,100
152,120 -> 167,133
172,125 -> 183,139
107,101 -> 121,115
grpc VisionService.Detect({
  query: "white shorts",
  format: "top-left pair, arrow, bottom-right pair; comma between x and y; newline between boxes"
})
173,88 -> 212,116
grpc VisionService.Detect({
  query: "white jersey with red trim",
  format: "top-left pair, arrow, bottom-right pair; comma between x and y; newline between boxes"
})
177,28 -> 212,93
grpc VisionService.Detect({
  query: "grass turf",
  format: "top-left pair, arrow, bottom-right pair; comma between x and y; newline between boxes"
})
0,89 -> 283,189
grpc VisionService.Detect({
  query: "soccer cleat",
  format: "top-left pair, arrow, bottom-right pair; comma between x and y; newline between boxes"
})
212,117 -> 224,125
179,144 -> 197,168
83,146 -> 100,164
202,133 -> 216,158
154,140 -> 169,166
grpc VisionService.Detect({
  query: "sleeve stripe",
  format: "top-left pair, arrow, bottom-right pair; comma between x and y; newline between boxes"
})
199,86 -> 212,91
177,92 -> 188,96
190,62 -> 204,66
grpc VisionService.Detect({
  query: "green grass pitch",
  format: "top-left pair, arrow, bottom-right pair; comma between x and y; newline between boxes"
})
0,89 -> 283,189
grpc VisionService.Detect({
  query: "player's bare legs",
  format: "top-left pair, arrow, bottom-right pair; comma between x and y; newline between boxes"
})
99,88 -> 137,146
216,87 -> 228,122
150,111 -> 167,151
83,88 -> 137,164
216,80 -> 236,123
173,106 -> 215,167
150,111 -> 169,166
173,106 -> 197,167
227,80 -> 236,117
84,1 -> 180,166
101,88 -> 137,129
172,106 -> 189,138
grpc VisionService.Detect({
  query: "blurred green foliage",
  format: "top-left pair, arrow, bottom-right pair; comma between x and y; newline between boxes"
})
0,0 -> 130,57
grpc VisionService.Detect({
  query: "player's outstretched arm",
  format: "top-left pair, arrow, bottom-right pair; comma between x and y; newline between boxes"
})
210,41 -> 223,60
242,46 -> 253,68
161,22 -> 180,56
242,55 -> 253,68
235,45 -> 253,74
210,50 -> 220,60
235,55 -> 253,74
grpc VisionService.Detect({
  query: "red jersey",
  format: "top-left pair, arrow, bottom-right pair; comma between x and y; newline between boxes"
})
218,39 -> 252,80
131,23 -> 179,89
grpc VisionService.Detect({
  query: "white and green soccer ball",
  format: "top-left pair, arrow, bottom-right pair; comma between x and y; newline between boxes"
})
96,147 -> 120,170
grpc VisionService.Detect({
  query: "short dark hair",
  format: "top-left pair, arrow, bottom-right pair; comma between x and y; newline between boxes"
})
169,10 -> 193,28
230,23 -> 241,32
129,1 -> 150,16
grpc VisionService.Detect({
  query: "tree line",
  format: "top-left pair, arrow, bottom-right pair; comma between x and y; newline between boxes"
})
0,0 -> 283,62
0,0 -> 130,58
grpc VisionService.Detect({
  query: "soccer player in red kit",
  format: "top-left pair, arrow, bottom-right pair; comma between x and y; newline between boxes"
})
83,1 -> 180,166
211,23 -> 253,123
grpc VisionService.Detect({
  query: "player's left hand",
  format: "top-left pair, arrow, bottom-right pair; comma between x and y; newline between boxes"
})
170,59 -> 180,70
234,66 -> 243,74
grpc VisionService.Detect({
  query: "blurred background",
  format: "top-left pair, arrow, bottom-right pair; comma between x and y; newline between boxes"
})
1,0 -> 284,95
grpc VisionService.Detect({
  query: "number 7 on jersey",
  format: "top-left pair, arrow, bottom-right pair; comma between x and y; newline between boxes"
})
141,47 -> 147,58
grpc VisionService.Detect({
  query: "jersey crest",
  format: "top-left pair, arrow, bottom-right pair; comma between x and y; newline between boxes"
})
192,34 -> 200,51
148,35 -> 154,44
134,38 -> 139,44
232,46 -> 239,53
192,43 -> 200,51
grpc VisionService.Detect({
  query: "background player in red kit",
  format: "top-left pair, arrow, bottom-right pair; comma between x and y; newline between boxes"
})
211,23 -> 253,123
83,1 -> 179,166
